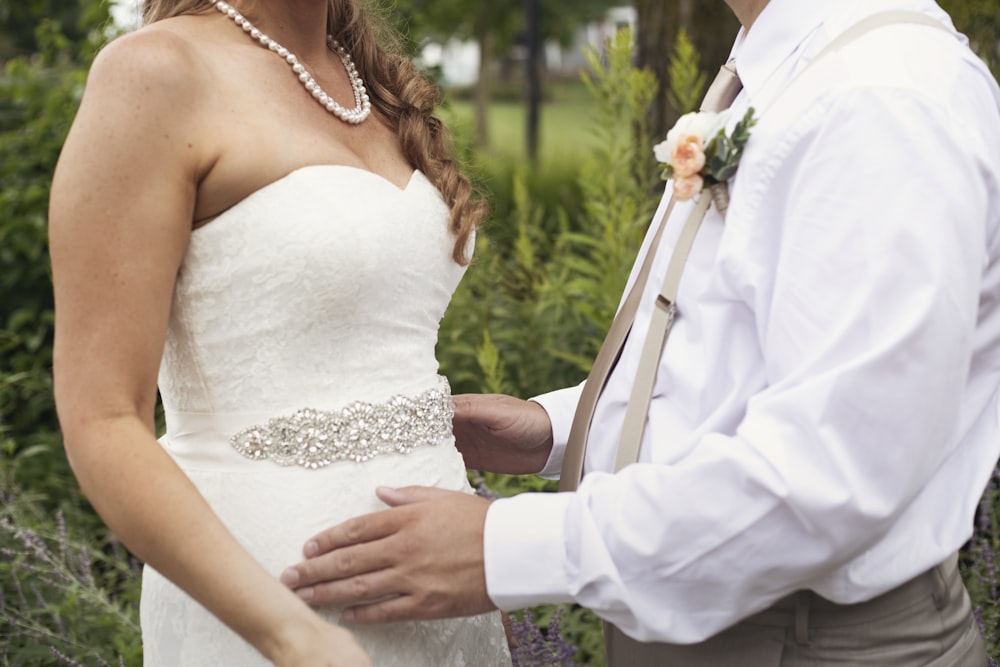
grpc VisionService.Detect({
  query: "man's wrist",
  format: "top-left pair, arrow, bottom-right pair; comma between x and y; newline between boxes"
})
483,493 -> 576,609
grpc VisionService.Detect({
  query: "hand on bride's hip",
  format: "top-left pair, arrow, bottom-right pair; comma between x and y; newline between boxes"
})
281,485 -> 495,624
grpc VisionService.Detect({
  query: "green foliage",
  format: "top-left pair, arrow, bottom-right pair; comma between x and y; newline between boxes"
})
440,27 -> 659,399
0,6 -> 112,503
703,107 -> 757,184
441,78 -> 599,237
964,470 -> 1000,660
440,27 -> 660,664
0,10 -> 130,663
0,0 -> 112,61
666,29 -> 707,117
0,480 -> 141,666
939,0 -> 1000,79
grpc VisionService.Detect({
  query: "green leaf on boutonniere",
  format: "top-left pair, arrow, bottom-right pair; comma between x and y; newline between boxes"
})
731,107 -> 757,146
705,107 -> 757,184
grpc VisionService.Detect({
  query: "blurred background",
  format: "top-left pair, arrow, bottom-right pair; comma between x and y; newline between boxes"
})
1,1 -> 999,665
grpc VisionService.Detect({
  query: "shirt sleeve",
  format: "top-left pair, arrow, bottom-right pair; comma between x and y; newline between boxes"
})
529,383 -> 583,478
484,78 -> 997,642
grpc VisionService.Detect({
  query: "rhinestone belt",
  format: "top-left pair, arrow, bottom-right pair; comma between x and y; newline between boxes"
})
229,377 -> 453,469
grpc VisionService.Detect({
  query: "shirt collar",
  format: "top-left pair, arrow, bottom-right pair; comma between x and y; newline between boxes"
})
729,0 -> 829,103
730,0 -> 963,103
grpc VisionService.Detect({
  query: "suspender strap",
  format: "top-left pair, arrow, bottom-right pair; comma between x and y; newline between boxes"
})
557,198 -> 677,491
608,10 -> 953,473
813,11 -> 950,62
558,63 -> 742,492
614,189 -> 712,470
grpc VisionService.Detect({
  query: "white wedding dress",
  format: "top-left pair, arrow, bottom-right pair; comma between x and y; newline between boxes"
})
143,165 -> 512,666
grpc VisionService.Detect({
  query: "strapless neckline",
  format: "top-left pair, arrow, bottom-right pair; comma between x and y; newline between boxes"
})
198,165 -> 429,234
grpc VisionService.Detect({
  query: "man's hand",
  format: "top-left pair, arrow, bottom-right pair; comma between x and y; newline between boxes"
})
280,486 -> 497,624
452,394 -> 553,474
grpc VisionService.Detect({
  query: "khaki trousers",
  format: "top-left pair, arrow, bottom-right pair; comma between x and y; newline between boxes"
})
605,555 -> 988,666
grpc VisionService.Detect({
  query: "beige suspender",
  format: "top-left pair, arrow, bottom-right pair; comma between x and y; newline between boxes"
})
561,10 -> 952,488
556,198 -> 677,491
614,189 -> 713,471
557,63 -> 741,492
812,11 -> 948,63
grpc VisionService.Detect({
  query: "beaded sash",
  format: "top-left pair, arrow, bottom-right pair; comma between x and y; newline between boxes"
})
227,377 -> 454,469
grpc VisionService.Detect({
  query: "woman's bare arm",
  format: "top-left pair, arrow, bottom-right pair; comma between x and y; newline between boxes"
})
50,29 -> 368,666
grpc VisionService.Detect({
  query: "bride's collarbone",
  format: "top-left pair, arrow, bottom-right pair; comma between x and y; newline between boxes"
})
188,75 -> 410,226
186,48 -> 414,226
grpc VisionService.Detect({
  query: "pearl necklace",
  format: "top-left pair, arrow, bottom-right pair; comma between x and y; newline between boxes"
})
214,1 -> 371,125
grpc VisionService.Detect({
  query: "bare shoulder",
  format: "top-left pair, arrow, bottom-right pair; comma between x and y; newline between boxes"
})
86,20 -> 211,107
51,18 -> 225,256
57,16 -> 230,199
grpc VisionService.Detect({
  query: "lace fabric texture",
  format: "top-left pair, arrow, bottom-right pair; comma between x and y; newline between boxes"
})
146,166 -> 511,666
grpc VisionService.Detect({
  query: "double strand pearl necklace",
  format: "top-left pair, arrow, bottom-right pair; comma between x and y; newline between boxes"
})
214,1 -> 372,125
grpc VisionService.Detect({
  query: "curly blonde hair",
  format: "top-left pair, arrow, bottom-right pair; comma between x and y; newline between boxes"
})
142,0 -> 485,264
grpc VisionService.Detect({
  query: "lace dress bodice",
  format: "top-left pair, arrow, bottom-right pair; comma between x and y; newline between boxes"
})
143,166 -> 511,667
159,165 -> 464,414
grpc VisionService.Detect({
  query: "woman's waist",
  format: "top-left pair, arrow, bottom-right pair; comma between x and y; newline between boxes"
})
154,445 -> 473,578
161,375 -> 454,472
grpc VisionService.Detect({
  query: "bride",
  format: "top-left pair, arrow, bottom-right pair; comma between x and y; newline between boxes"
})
48,0 -> 512,665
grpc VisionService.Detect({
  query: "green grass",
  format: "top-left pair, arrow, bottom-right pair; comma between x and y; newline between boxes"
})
438,81 -> 600,242
442,80 -> 600,170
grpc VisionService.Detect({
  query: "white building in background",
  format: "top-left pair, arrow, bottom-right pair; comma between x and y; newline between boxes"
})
420,6 -> 637,88
419,40 -> 481,88
111,1 -> 141,30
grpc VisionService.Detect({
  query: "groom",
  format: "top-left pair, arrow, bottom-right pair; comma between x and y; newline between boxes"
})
281,0 -> 1000,663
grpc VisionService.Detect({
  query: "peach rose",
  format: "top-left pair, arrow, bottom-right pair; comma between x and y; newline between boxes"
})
659,110 -> 731,159
673,173 -> 704,201
671,135 -> 706,178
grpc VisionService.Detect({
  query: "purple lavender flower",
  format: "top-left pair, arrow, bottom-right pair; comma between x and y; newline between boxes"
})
471,471 -> 500,501
49,647 -> 84,666
965,465 -> 1000,657
511,608 -> 584,667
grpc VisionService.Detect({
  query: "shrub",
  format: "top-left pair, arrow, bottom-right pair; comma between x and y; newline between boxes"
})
440,28 -> 660,664
966,467 -> 1000,665
0,482 -> 141,666
0,16 -> 111,513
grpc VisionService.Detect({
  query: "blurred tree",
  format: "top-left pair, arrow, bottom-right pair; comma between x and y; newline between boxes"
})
635,0 -> 738,144
0,0 -> 111,61
388,0 -> 518,146
390,0 -> 617,149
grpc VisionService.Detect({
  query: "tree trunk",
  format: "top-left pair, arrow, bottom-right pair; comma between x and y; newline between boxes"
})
474,23 -> 494,148
524,0 -> 542,162
635,0 -> 677,143
636,2 -> 742,141
679,0 -> 694,33
690,7 -> 741,90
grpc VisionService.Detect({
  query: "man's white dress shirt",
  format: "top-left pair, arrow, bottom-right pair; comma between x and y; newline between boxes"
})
483,0 -> 1000,644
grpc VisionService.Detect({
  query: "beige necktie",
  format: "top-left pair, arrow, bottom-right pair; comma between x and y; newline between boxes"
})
558,63 -> 742,492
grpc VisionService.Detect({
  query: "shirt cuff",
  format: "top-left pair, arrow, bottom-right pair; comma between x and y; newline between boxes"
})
530,384 -> 583,478
483,492 -> 576,610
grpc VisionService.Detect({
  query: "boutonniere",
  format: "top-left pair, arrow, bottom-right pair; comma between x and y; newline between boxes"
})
653,107 -> 757,214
